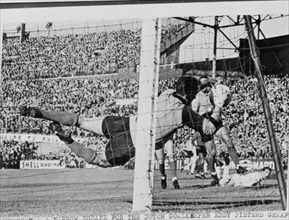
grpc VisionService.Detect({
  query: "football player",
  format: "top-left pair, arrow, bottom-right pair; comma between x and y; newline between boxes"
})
155,134 -> 180,189
219,166 -> 272,187
191,76 -> 246,185
20,76 -> 221,170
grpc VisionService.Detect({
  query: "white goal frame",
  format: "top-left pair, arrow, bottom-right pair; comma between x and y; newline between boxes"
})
132,18 -> 162,212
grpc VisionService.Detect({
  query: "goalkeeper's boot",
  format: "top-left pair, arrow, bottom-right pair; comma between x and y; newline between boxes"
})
161,175 -> 167,189
19,106 -> 43,118
236,165 -> 248,174
49,122 -> 73,144
172,178 -> 180,189
210,173 -> 220,186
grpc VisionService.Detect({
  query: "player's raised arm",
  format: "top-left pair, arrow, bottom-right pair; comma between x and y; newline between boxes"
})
210,84 -> 232,121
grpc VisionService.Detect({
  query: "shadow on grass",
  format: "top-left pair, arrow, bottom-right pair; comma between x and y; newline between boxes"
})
151,198 -> 280,211
244,184 -> 277,189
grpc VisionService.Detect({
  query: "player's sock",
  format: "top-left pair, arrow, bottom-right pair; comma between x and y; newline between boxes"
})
66,141 -> 98,164
43,111 -> 78,126
222,165 -> 230,181
190,156 -> 197,174
194,158 -> 200,174
196,162 -> 206,178
206,156 -> 216,173
169,161 -> 180,189
161,175 -> 167,189
49,122 -> 97,164
215,166 -> 221,179
159,163 -> 167,189
228,146 -> 239,166
223,153 -> 230,166
159,163 -> 166,177
20,106 -> 78,126
169,161 -> 177,179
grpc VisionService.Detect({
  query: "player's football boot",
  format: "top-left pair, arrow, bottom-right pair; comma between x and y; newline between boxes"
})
161,175 -> 167,189
215,160 -> 224,167
210,173 -> 220,186
173,179 -> 180,189
19,106 -> 43,118
196,173 -> 205,179
49,121 -> 73,144
236,165 -> 248,174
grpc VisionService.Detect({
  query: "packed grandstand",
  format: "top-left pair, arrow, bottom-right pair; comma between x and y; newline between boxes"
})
0,19 -> 288,171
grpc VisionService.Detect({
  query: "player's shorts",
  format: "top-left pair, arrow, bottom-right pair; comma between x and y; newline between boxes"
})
155,131 -> 175,150
202,112 -> 223,132
197,146 -> 207,157
102,116 -> 135,166
184,150 -> 194,158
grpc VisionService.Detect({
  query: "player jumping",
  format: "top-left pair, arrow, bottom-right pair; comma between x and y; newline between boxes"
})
191,76 -> 246,185
20,76 -> 223,170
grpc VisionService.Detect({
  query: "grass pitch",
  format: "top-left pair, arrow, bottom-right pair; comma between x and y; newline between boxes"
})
0,168 -> 284,218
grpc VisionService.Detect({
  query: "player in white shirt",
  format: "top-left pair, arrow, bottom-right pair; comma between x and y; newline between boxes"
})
219,166 -> 272,187
191,76 -> 246,185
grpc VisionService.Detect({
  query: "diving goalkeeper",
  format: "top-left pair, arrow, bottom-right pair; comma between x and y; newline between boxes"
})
19,76 -> 225,168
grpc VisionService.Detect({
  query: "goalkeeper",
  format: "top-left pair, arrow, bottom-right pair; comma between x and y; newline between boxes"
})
19,76 -> 222,168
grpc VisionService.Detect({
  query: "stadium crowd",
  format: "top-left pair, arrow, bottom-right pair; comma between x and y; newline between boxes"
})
2,29 -> 141,80
2,21 -> 191,81
1,21 -> 288,169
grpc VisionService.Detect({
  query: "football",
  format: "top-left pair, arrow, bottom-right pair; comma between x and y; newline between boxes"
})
209,84 -> 232,107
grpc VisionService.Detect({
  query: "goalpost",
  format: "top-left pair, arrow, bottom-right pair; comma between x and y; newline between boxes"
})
132,18 -> 162,212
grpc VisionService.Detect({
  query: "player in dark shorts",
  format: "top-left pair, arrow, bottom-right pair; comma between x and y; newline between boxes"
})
191,76 -> 247,185
19,76 -> 220,169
